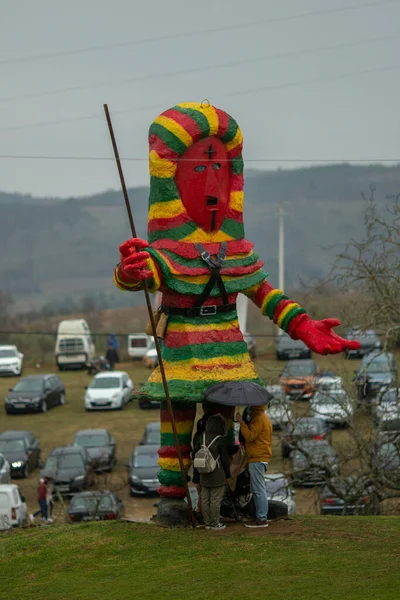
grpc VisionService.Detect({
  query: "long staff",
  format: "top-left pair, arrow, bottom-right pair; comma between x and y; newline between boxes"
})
103,104 -> 196,527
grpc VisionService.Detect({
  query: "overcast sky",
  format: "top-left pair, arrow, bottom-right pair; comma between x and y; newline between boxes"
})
1,0 -> 400,197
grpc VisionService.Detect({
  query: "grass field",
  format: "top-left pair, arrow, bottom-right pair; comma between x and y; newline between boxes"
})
0,350 -> 387,521
1,517 -> 400,600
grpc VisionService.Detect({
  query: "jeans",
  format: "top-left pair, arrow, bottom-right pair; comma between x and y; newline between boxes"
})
201,485 -> 225,527
249,462 -> 268,521
33,499 -> 48,520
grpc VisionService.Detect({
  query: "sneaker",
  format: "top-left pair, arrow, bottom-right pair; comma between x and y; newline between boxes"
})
205,526 -> 211,530
29,514 -> 34,523
210,523 -> 226,531
245,519 -> 268,528
46,518 -> 53,524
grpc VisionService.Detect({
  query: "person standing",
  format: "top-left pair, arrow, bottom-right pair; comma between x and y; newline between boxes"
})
191,414 -> 210,522
105,345 -> 118,371
197,414 -> 231,531
106,333 -> 119,362
30,477 -> 48,523
236,405 -> 272,528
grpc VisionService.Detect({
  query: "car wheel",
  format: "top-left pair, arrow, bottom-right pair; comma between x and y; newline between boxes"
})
23,464 -> 29,478
59,392 -> 65,406
41,400 -> 47,413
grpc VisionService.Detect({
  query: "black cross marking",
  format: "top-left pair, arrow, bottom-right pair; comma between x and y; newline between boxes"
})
204,144 -> 217,159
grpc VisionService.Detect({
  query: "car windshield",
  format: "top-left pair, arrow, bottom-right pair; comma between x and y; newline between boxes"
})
363,356 -> 392,373
134,453 -> 159,468
380,390 -> 399,405
378,443 -> 398,459
285,363 -> 316,376
0,349 -> 17,358
46,454 -> 84,469
145,426 -> 160,445
318,381 -> 343,392
12,379 -> 44,392
313,392 -> 347,405
265,479 -> 288,497
74,434 -> 108,447
90,377 -> 120,389
70,495 -> 113,511
0,439 -> 25,452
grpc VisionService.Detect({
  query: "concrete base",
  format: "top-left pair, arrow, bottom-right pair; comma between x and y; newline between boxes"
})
156,496 -> 192,528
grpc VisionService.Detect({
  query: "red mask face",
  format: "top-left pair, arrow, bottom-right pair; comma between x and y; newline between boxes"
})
175,136 -> 230,232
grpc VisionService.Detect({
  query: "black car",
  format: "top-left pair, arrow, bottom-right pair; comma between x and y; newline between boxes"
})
67,491 -> 125,523
281,417 -> 331,459
5,374 -> 65,414
127,445 -> 159,495
320,476 -> 371,515
0,430 -> 41,478
344,328 -> 382,359
41,445 -> 91,496
291,440 -> 339,486
73,429 -> 117,472
276,333 -> 311,361
354,351 -> 398,406
140,422 -> 160,446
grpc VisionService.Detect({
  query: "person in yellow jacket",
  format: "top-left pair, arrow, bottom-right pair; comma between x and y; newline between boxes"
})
236,405 -> 272,528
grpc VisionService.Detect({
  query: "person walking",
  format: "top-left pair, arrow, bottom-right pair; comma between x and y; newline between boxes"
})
195,414 -> 231,531
30,477 -> 49,523
236,405 -> 272,528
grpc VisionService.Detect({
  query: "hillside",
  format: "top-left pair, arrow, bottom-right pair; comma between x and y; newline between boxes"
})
2,163 -> 400,312
1,518 -> 399,600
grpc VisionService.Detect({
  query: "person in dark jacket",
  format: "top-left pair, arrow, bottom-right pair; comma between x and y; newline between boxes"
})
194,413 -> 231,531
105,345 -> 118,371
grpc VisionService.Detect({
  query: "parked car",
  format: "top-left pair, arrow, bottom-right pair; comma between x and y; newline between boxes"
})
128,334 -> 153,360
140,422 -> 160,446
73,429 -> 117,472
126,445 -> 159,495
374,440 -> 400,478
310,377 -> 354,427
0,431 -> 41,478
354,351 -> 398,406
280,359 -> 319,400
243,333 -> 256,359
84,371 -> 133,411
41,446 -> 91,496
0,484 -> 27,530
281,417 -> 331,459
276,333 -> 311,361
5,374 -> 65,414
67,491 -> 125,522
0,345 -> 24,377
374,388 -> 400,426
0,454 -> 11,483
344,328 -> 382,359
291,440 -> 339,486
264,473 -> 296,514
55,318 -> 95,371
143,339 -> 159,369
265,386 -> 293,430
320,476 -> 371,515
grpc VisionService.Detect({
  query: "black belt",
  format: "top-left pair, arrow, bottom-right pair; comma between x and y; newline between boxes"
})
161,303 -> 236,317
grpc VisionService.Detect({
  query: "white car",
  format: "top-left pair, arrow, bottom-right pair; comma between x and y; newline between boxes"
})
310,378 -> 354,427
0,484 -> 27,531
84,371 -> 133,411
0,345 -> 24,377
0,454 -> 11,484
265,385 -> 293,429
264,473 -> 296,515
374,388 -> 400,425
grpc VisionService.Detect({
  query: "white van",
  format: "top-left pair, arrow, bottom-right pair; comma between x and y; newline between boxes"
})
0,484 -> 27,530
55,319 -> 96,370
127,334 -> 152,359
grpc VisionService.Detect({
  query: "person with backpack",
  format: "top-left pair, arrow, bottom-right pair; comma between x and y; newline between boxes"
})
191,414 -> 210,522
193,413 -> 231,531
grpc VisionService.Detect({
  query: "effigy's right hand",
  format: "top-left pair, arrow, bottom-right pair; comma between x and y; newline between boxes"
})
118,238 -> 152,281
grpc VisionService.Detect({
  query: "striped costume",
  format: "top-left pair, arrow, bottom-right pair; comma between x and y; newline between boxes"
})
114,102 -> 307,498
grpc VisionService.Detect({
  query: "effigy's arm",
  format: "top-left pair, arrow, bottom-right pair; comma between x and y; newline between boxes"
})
113,237 -> 163,294
243,271 -> 360,355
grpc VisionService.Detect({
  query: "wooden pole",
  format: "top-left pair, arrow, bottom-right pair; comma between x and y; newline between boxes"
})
103,104 -> 196,527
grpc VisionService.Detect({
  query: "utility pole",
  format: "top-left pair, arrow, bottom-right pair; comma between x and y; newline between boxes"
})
277,200 -> 286,336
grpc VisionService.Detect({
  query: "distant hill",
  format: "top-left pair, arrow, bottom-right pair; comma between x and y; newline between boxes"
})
2,163 -> 400,312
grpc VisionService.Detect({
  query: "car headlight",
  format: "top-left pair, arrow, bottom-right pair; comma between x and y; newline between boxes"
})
74,475 -> 85,481
112,392 -> 120,400
11,461 -> 24,468
85,394 -> 91,401
130,475 -> 141,483
31,396 -> 41,403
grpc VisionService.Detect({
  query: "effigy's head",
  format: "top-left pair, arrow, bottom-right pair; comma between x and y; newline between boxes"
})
148,102 -> 244,244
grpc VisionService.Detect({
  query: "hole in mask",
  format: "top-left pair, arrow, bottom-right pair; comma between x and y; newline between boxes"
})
206,197 -> 218,206
212,163 -> 222,170
194,165 -> 207,172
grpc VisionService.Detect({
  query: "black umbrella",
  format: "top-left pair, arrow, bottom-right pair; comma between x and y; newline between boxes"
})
202,381 -> 274,407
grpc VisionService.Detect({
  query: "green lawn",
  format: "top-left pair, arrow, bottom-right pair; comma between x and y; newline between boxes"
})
1,517 -> 399,600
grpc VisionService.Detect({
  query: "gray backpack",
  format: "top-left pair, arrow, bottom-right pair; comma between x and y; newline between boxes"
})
193,434 -> 221,474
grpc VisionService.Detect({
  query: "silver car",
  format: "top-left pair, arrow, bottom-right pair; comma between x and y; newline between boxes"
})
374,388 -> 400,426
311,376 -> 353,427
265,386 -> 293,430
0,453 -> 11,484
264,473 -> 296,514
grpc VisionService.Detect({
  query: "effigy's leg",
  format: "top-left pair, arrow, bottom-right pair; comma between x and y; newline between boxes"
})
157,401 -> 196,527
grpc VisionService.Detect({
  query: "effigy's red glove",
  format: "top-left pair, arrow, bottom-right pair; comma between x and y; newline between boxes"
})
119,237 -> 153,282
289,315 -> 361,355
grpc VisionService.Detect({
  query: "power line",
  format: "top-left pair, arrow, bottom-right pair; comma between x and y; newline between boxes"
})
0,0 -> 396,67
2,60 -> 400,134
1,31 -> 399,104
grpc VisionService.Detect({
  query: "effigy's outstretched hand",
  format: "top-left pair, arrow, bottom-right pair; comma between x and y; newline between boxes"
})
119,237 -> 153,281
293,316 -> 361,355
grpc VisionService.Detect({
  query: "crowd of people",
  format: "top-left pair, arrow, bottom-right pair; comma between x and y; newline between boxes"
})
192,403 -> 272,530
